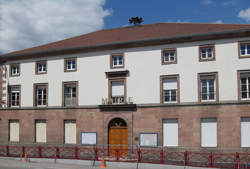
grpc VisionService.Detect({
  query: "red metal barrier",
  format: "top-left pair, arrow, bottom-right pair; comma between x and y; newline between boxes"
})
1,144 -> 250,169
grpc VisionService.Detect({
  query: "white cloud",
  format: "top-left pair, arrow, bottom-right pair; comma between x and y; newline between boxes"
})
202,0 -> 212,5
221,0 -> 235,6
0,0 -> 111,53
238,8 -> 250,22
213,20 -> 223,24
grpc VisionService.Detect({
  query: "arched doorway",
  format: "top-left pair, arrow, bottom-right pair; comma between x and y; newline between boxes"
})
108,118 -> 128,156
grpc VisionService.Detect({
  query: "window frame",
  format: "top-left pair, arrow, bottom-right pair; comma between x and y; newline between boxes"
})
35,119 -> 47,143
62,81 -> 78,107
108,77 -> 126,103
240,117 -> 250,148
64,119 -> 77,144
160,75 -> 180,104
33,83 -> 48,107
110,53 -> 125,69
162,119 -> 179,147
237,70 -> 250,101
8,85 -> 21,108
64,58 -> 77,72
200,118 -> 217,148
35,61 -> 47,74
10,64 -> 20,77
238,41 -> 250,58
8,119 -> 20,143
161,48 -> 177,65
198,72 -> 219,103
199,44 -> 215,62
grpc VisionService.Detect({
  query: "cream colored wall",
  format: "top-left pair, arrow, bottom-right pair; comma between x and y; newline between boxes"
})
4,37 -> 250,107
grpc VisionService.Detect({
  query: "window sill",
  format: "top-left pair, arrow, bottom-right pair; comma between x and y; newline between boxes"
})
162,61 -> 177,65
64,69 -> 77,72
111,65 -> 124,69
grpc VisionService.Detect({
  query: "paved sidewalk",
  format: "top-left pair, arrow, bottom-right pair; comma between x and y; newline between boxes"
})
0,157 -> 216,169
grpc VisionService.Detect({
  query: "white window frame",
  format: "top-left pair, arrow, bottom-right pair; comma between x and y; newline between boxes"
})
163,50 -> 176,63
112,55 -> 123,67
240,43 -> 250,57
200,47 -> 214,60
200,76 -> 216,102
11,65 -> 20,76
64,83 -> 77,106
162,77 -> 178,103
240,73 -> 250,100
36,85 -> 47,107
10,87 -> 20,107
37,63 -> 46,73
66,59 -> 76,71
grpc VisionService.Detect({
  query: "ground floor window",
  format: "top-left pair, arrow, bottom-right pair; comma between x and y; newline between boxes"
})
163,119 -> 178,147
241,117 -> 250,147
201,118 -> 217,147
64,120 -> 76,144
35,120 -> 47,143
9,120 -> 19,142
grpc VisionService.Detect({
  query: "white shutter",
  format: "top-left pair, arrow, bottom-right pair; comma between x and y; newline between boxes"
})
9,120 -> 19,142
241,118 -> 250,147
163,119 -> 178,147
163,78 -> 177,90
201,118 -> 217,147
64,120 -> 76,144
111,81 -> 124,96
36,120 -> 47,143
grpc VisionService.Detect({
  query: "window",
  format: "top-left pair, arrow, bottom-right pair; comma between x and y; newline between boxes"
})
239,42 -> 250,57
201,118 -> 217,147
35,120 -> 47,143
8,86 -> 20,107
64,58 -> 77,72
199,45 -> 215,61
239,72 -> 250,100
161,75 -> 179,103
64,120 -> 76,144
110,54 -> 124,68
81,132 -> 97,145
63,82 -> 78,106
9,120 -> 19,142
34,84 -> 48,107
198,73 -> 218,102
139,133 -> 158,147
10,64 -> 20,76
163,119 -> 178,147
162,49 -> 177,64
36,61 -> 47,74
109,79 -> 126,104
241,117 -> 250,147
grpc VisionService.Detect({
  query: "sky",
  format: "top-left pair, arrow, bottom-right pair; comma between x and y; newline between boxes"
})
0,0 -> 250,54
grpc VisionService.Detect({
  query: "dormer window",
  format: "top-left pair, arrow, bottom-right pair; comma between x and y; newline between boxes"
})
64,58 -> 77,72
110,54 -> 124,68
10,64 -> 20,77
161,49 -> 177,64
36,61 -> 47,74
199,45 -> 215,61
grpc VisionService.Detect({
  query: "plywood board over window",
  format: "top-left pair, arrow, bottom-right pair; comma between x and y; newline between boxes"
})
35,120 -> 47,143
163,119 -> 178,147
9,120 -> 19,142
64,120 -> 76,144
201,118 -> 217,147
241,117 -> 250,147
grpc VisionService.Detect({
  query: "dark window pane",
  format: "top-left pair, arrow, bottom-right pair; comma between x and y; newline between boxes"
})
242,92 -> 247,98
171,90 -> 177,101
202,94 -> 207,100
209,92 -> 215,100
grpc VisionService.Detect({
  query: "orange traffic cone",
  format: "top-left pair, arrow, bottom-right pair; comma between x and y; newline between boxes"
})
24,153 -> 28,162
100,156 -> 106,168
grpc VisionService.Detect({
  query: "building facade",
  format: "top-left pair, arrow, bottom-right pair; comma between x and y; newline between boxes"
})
0,23 -> 250,149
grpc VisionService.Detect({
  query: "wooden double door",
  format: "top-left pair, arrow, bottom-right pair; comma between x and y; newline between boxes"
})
108,126 -> 128,157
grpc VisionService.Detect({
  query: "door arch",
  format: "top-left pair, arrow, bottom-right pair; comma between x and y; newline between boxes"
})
108,118 -> 128,156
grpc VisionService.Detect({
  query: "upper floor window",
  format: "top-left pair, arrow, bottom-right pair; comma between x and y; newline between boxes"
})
239,71 -> 250,100
109,79 -> 126,104
36,61 -> 47,74
10,64 -> 20,77
63,82 -> 78,106
239,42 -> 250,58
34,84 -> 48,107
8,85 -> 20,107
64,58 -> 77,72
161,75 -> 179,103
162,49 -> 177,64
110,54 -> 124,68
199,45 -> 215,61
198,73 -> 218,102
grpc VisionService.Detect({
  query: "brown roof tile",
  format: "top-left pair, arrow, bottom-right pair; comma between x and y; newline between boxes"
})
3,22 -> 250,56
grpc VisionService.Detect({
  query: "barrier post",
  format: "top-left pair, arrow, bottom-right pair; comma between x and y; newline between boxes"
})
95,147 -> 98,161
209,152 -> 214,167
160,149 -> 164,164
56,147 -> 60,159
6,145 -> 9,157
22,146 -> 25,157
235,152 -> 240,169
137,147 -> 142,163
184,151 -> 189,166
74,147 -> 79,159
38,146 -> 42,158
116,149 -> 119,161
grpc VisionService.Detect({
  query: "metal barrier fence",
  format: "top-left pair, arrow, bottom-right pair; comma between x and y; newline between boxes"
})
0,144 -> 249,169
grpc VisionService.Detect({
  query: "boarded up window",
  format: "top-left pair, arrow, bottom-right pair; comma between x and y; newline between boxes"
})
9,120 -> 19,142
201,118 -> 217,147
64,120 -> 76,144
35,120 -> 47,143
163,119 -> 178,147
241,117 -> 250,147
